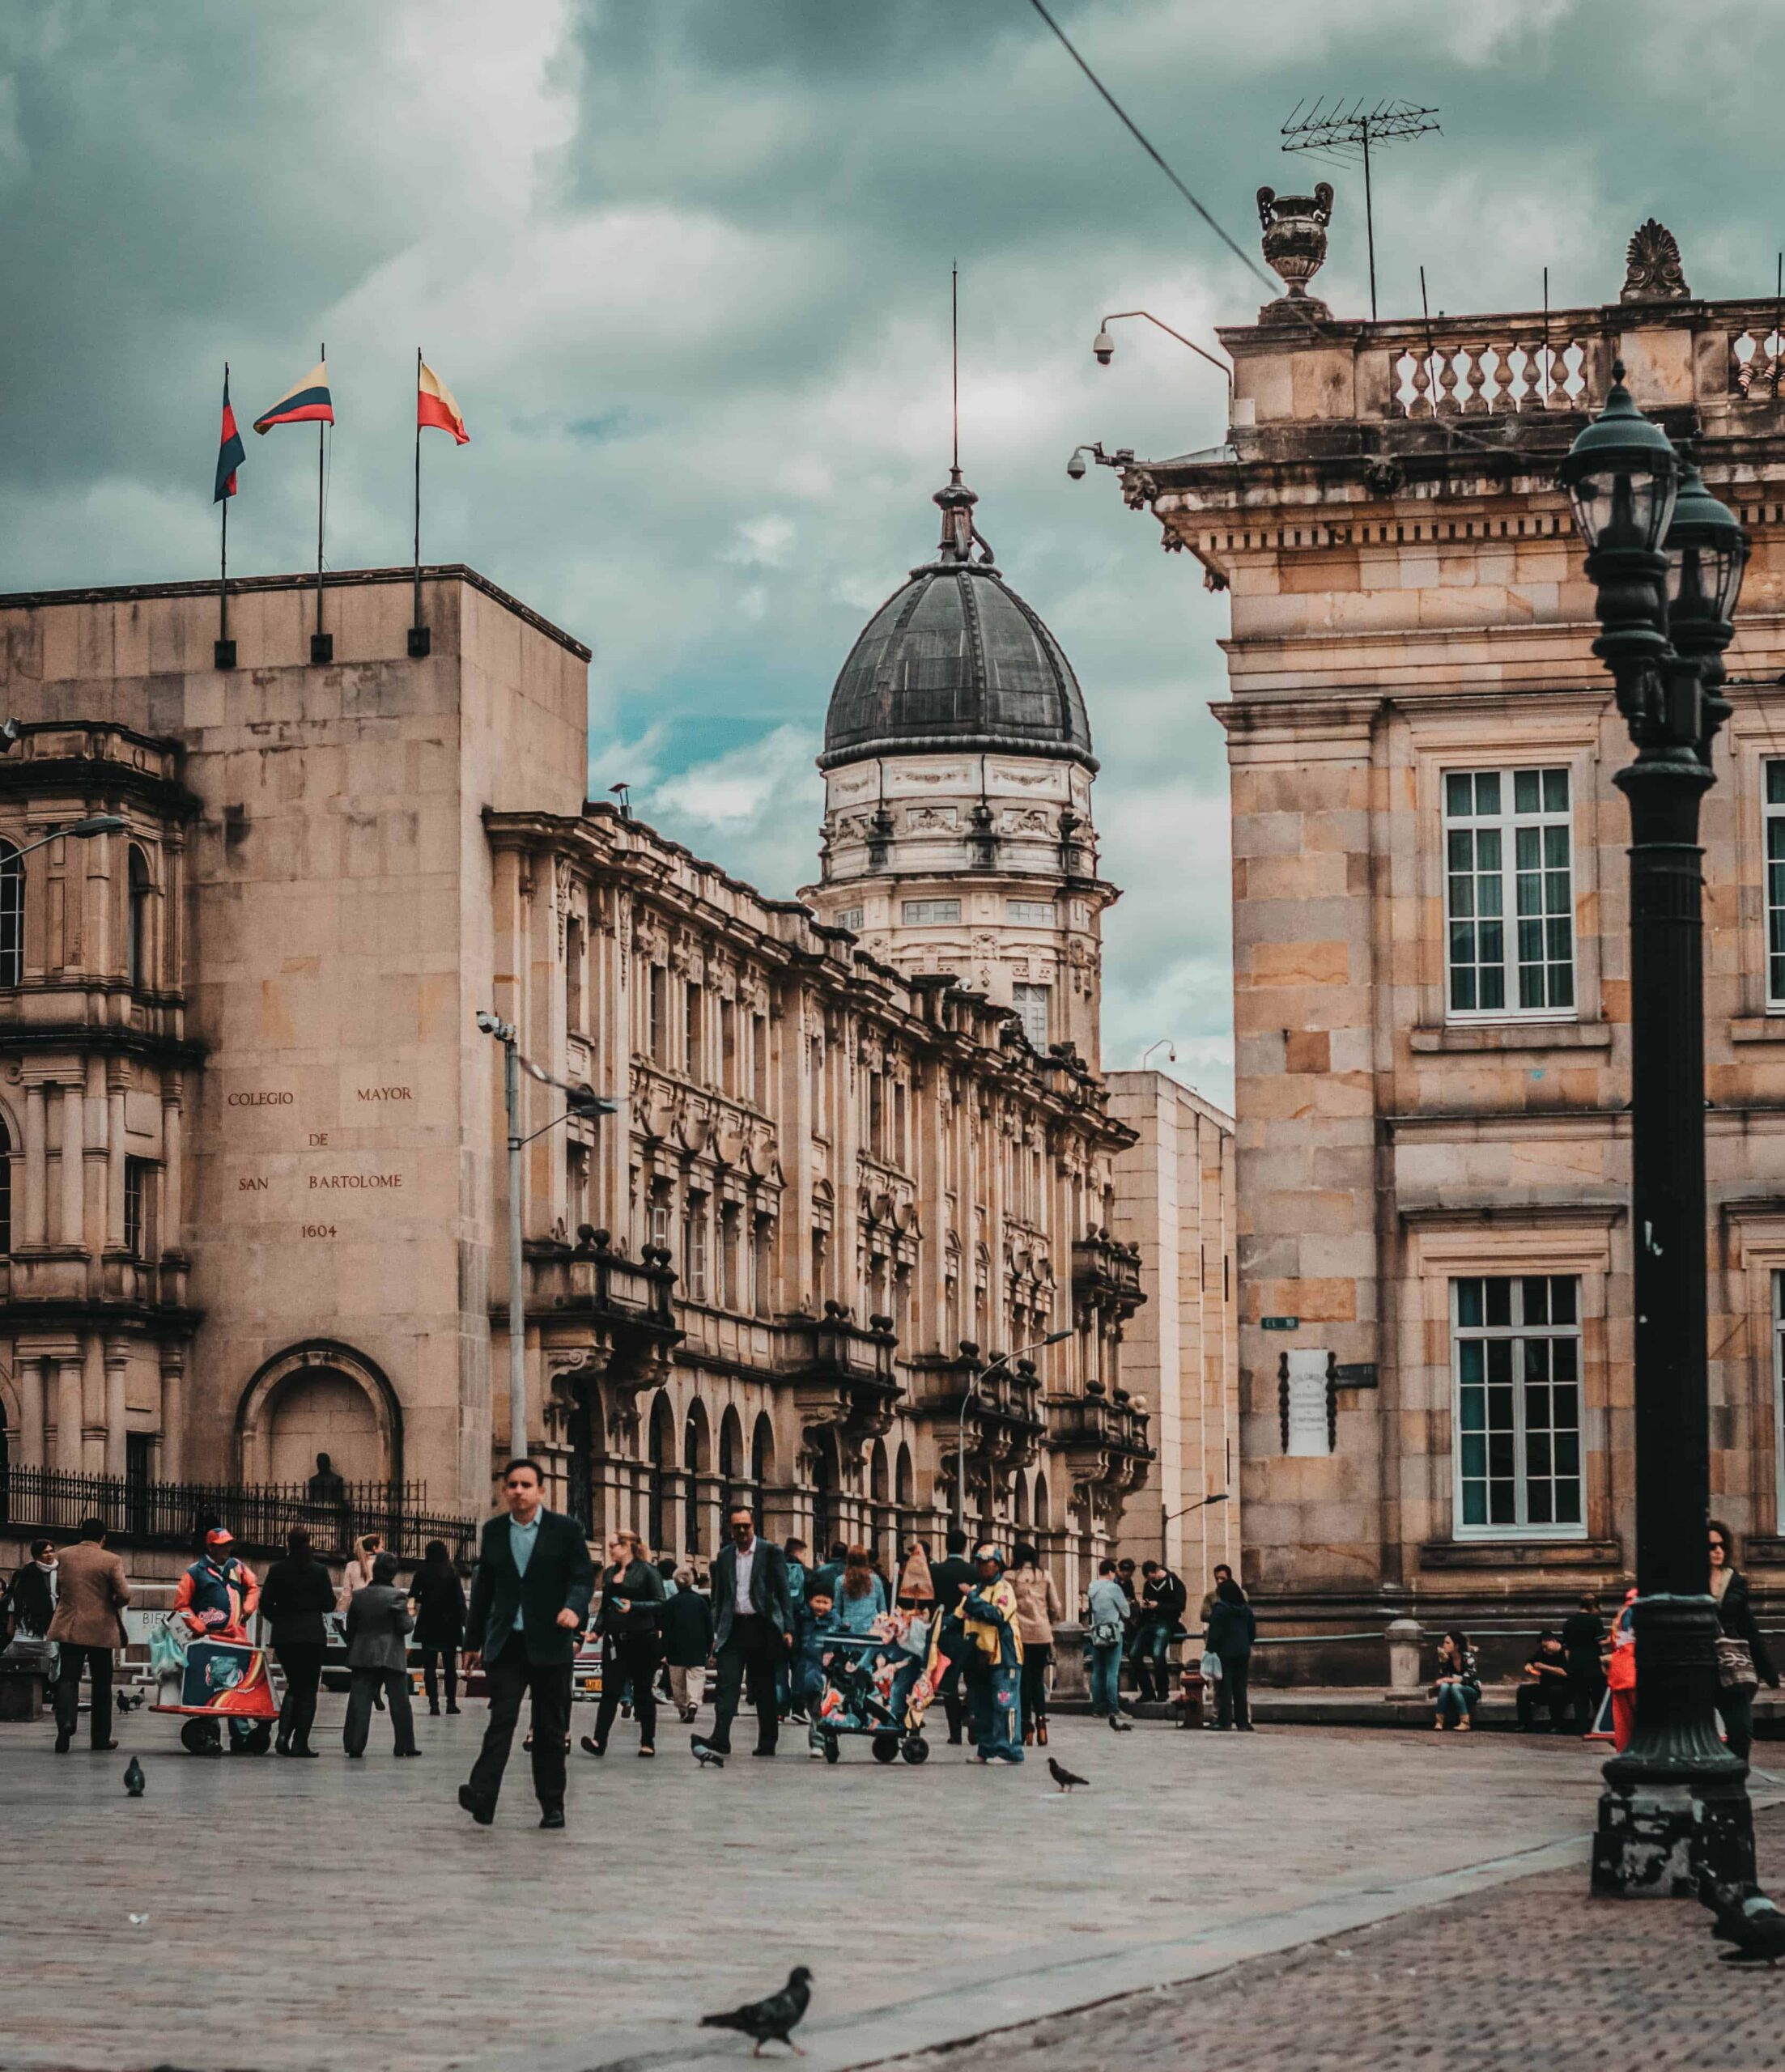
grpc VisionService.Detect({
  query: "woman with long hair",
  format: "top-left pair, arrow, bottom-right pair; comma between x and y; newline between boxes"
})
1709,1520 -> 1778,1763
582,1528 -> 665,1759
409,1537 -> 467,1716
1008,1542 -> 1063,1746
896,1539 -> 935,1611
833,1544 -> 887,1636
1431,1629 -> 1480,1732
261,1526 -> 335,1756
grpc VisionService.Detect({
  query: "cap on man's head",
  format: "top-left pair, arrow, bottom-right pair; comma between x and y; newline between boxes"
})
205,1526 -> 235,1549
973,1543 -> 1005,1567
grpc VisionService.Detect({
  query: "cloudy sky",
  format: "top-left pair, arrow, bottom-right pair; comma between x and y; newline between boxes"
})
2,0 -> 1779,1104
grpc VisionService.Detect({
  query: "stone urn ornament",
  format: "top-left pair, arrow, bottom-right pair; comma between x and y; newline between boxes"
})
1257,181 -> 1334,323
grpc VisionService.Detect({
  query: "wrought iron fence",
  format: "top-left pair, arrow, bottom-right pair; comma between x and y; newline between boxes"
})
0,1466 -> 479,1567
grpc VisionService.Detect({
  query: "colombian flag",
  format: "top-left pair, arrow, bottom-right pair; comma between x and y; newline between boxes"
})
253,360 -> 334,435
214,368 -> 244,502
418,360 -> 469,444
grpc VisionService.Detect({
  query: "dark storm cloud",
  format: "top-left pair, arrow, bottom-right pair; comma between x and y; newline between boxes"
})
6,0 -> 1785,1098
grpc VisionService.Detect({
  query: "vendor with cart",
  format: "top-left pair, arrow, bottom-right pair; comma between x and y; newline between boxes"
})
175,1528 -> 261,1641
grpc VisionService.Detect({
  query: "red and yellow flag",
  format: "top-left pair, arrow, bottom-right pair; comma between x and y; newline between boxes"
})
418,361 -> 469,444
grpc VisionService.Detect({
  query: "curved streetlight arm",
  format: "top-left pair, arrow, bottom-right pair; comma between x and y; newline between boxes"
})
956,1328 -> 1074,1538
1097,312 -> 1234,402
7,816 -> 129,865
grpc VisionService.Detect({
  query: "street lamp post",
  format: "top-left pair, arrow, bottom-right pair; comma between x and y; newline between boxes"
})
956,1330 -> 1073,1541
476,1010 -> 618,1470
1559,366 -> 1753,1895
1160,1489 -> 1229,1568
10,815 -> 130,865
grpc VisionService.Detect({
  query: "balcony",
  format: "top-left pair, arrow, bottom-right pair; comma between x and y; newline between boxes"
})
1045,1380 -> 1153,1501
775,1301 -> 901,1448
525,1226 -> 685,1437
1072,1229 -> 1144,1321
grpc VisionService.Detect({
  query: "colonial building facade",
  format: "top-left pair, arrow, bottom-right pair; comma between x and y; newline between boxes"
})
1116,206 -> 1785,1640
0,488 -> 1201,1595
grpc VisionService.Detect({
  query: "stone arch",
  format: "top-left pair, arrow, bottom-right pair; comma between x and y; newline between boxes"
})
895,1439 -> 914,1509
718,1403 -> 745,1484
870,1437 -> 890,1503
126,843 -> 156,989
647,1390 -> 677,1556
236,1340 -> 401,1487
1034,1469 -> 1050,1532
683,1395 -> 712,1477
751,1412 -> 776,1486
1014,1472 -> 1031,1528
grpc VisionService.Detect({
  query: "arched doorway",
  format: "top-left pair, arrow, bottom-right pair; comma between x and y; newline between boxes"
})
647,1392 -> 676,1557
236,1342 -> 399,1488
682,1399 -> 711,1559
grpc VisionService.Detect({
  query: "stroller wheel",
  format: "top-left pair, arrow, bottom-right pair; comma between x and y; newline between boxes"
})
179,1718 -> 221,1756
900,1735 -> 930,1764
871,1733 -> 900,1764
822,1732 -> 841,1765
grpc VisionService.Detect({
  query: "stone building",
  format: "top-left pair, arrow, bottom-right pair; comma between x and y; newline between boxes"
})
1112,203 -> 1785,1645
0,519 -> 1172,1596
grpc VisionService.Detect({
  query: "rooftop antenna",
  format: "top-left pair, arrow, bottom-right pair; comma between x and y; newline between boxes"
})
1280,96 -> 1442,320
951,261 -> 960,478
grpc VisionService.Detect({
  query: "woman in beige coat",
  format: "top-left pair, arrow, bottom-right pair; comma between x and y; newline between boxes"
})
1009,1543 -> 1063,1747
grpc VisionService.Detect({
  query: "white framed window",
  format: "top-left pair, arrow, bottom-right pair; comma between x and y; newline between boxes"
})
1766,762 -> 1785,1007
684,1192 -> 708,1302
1443,767 -> 1574,1017
1452,1274 -> 1583,1538
835,906 -> 864,932
1013,983 -> 1050,1050
902,898 -> 960,924
1007,898 -> 1056,924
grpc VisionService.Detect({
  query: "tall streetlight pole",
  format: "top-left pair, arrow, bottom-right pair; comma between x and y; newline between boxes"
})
1161,1489 -> 1229,1569
476,1010 -> 617,1469
1559,367 -> 1753,1895
956,1329 -> 1073,1540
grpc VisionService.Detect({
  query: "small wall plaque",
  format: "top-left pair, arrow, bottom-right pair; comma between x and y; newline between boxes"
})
1333,1362 -> 1379,1387
1260,1315 -> 1300,1331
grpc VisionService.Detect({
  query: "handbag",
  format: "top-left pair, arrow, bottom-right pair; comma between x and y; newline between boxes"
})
1198,1647 -> 1223,1684
1089,1619 -> 1123,1649
1717,1637 -> 1759,1692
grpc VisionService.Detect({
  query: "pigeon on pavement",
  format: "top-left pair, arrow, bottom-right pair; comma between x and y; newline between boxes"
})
123,1757 -> 145,1797
1702,1879 -> 1785,1964
692,1741 -> 726,1769
1047,1757 -> 1088,1793
1107,1712 -> 1133,1734
700,1965 -> 813,2056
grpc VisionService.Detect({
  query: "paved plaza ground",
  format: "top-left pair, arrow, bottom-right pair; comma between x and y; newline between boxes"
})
0,1696 -> 1663,2072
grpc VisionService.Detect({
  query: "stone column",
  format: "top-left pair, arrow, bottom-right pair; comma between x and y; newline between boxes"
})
107,1072 -> 127,1251
86,1056 -> 109,1262
59,1080 -> 83,1250
22,1083 -> 45,1246
159,1345 -> 186,1482
82,1332 -> 104,1473
104,1337 -> 130,1476
55,1352 -> 83,1471
19,1353 -> 45,1467
161,1076 -> 183,1253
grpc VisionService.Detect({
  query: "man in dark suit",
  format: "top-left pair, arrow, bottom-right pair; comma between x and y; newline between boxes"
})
693,1504 -> 793,1759
458,1459 -> 594,1829
926,1526 -> 975,1745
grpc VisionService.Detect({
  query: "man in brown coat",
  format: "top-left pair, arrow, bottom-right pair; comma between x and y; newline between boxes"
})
47,1518 -> 131,1752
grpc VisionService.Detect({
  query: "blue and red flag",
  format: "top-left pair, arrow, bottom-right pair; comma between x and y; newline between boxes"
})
214,367 -> 244,502
253,359 -> 334,435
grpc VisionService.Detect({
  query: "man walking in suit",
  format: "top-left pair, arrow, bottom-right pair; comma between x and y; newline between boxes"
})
693,1503 -> 793,1760
458,1459 -> 594,1829
46,1517 -> 131,1753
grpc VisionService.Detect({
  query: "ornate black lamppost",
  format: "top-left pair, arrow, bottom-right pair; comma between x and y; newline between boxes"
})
1559,367 -> 1753,1895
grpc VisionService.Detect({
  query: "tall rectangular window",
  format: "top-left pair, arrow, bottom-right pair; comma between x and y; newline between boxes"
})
719,1201 -> 741,1310
124,1157 -> 155,1259
1013,983 -> 1051,1051
647,965 -> 667,1064
565,918 -> 585,1034
752,1216 -> 773,1318
720,999 -> 737,1093
751,1013 -> 768,1107
1452,1274 -> 1583,1536
1766,762 -> 1785,1006
1444,767 -> 1574,1017
684,1193 -> 708,1303
685,983 -> 703,1081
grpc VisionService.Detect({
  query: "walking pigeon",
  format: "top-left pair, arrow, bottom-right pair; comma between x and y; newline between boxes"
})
1107,1712 -> 1133,1734
700,1966 -> 813,2056
123,1757 -> 145,1797
1048,1757 -> 1088,1794
1702,1878 -> 1785,1964
691,1741 -> 726,1770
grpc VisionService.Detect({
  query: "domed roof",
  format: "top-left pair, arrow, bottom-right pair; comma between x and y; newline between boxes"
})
819,473 -> 1094,772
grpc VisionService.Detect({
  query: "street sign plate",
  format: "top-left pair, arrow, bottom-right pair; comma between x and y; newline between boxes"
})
1260,1316 -> 1299,1331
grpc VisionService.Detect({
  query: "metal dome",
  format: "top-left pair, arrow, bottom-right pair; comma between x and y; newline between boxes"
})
818,473 -> 1095,772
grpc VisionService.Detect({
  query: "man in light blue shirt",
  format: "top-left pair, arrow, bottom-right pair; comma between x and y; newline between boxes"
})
509,1507 -> 539,1628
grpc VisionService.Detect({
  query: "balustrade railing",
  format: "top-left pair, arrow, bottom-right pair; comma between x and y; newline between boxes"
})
0,1466 -> 479,1565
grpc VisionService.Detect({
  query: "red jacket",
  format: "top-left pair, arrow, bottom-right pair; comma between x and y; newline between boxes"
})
175,1555 -> 260,1640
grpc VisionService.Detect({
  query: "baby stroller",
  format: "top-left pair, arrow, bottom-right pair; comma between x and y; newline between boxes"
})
810,1624 -> 933,1766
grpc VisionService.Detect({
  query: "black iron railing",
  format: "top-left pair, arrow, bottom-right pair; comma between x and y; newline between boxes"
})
0,1466 -> 479,1566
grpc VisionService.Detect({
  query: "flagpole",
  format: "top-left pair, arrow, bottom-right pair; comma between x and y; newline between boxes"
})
312,340 -> 330,664
216,361 -> 236,671
410,346 -> 429,658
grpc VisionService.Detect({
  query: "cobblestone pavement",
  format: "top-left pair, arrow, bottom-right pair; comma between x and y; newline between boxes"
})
0,1701 -> 1615,2072
890,1800 -> 1785,2072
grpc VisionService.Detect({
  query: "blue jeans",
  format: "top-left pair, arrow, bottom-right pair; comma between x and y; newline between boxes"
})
1434,1680 -> 1478,1726
967,1660 -> 1023,1760
1090,1641 -> 1122,1715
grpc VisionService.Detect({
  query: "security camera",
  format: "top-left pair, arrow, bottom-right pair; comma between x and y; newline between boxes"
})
0,717 -> 19,749
1066,452 -> 1087,480
475,1010 -> 499,1035
1092,329 -> 1114,366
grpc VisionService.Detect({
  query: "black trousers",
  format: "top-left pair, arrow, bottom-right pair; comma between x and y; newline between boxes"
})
594,1631 -> 660,1749
1567,1671 -> 1605,1733
275,1641 -> 325,1749
710,1614 -> 782,1754
1020,1642 -> 1054,1725
1516,1679 -> 1568,1731
419,1646 -> 459,1708
53,1644 -> 113,1747
1132,1621 -> 1175,1702
344,1666 -> 416,1755
468,1650 -> 571,1811
1213,1652 -> 1251,1728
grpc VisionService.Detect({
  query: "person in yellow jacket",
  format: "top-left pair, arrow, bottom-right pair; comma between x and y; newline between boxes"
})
960,1543 -> 1025,1764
